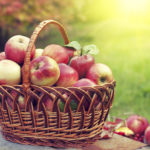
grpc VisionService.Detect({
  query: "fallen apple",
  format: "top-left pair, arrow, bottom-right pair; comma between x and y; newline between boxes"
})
5,35 -> 35,65
0,59 -> 21,85
144,126 -> 150,145
56,63 -> 79,87
86,63 -> 114,85
30,56 -> 60,86
42,44 -> 69,64
126,115 -> 149,135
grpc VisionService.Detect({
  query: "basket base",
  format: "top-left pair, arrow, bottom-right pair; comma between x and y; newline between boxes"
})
2,130 -> 102,148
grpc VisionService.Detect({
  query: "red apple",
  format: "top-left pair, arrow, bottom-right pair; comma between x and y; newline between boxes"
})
5,35 -> 35,65
86,63 -> 113,85
0,59 -> 21,85
63,47 -> 75,59
73,78 -> 96,87
30,56 -> 60,86
70,54 -> 95,78
33,48 -> 43,59
144,126 -> 150,145
126,115 -> 149,135
73,78 -> 98,110
43,95 -> 53,111
56,63 -> 79,87
0,52 -> 6,61
42,44 -> 69,64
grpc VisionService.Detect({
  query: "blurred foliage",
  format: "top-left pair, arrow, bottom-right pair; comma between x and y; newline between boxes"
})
0,0 -> 84,50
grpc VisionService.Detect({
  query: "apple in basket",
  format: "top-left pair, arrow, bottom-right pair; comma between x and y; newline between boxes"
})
33,48 -> 43,59
30,56 -> 60,86
56,63 -> 79,87
5,35 -> 35,65
42,44 -> 69,64
7,91 -> 25,109
70,54 -> 95,78
73,78 -> 97,111
0,59 -> 21,85
0,52 -> 6,61
86,63 -> 114,85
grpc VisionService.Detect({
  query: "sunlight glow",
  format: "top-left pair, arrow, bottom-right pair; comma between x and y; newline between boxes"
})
118,0 -> 148,15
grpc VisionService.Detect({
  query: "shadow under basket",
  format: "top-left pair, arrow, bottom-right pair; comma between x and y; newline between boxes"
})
0,20 -> 116,148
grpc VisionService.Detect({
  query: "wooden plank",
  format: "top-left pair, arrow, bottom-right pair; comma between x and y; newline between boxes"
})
80,134 -> 147,150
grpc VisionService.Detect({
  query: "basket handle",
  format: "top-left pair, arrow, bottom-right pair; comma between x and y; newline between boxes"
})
22,20 -> 70,92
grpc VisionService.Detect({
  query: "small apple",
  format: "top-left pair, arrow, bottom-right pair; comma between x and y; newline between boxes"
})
33,48 -> 43,59
56,63 -> 79,87
86,63 -> 113,85
30,56 -> 60,86
144,126 -> 150,145
126,115 -> 149,135
43,95 -> 53,111
0,59 -> 21,85
70,54 -> 95,78
0,52 -> 6,61
5,35 -> 35,65
42,44 -> 69,64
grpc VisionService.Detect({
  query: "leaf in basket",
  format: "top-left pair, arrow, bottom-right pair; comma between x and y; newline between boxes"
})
59,99 -> 77,112
83,44 -> 99,55
64,41 -> 81,51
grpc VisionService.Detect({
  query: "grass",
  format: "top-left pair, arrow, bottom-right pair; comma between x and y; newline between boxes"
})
36,19 -> 150,121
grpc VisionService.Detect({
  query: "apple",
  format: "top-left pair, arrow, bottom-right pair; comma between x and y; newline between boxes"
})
126,115 -> 149,135
0,52 -> 6,61
33,48 -> 43,59
56,63 -> 79,87
73,78 -> 96,87
43,95 -> 53,111
42,44 -> 69,64
7,91 -> 25,109
70,54 -> 95,78
86,63 -> 113,85
63,47 -> 75,59
0,59 -> 21,85
5,35 -> 35,65
30,56 -> 60,86
73,78 -> 98,111
144,126 -> 150,145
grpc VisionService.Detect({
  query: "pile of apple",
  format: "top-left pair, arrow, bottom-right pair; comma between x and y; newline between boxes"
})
109,115 -> 150,145
0,35 -> 114,111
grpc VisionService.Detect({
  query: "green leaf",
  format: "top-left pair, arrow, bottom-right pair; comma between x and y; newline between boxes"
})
64,41 -> 81,51
83,44 -> 99,55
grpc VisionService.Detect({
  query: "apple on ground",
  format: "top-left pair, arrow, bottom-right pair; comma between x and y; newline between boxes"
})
73,78 -> 98,111
5,35 -> 35,65
56,63 -> 79,87
0,52 -> 6,61
33,48 -> 43,59
144,126 -> 150,145
70,54 -> 95,78
0,59 -> 21,85
30,56 -> 60,86
7,91 -> 25,109
86,63 -> 114,85
42,44 -> 69,64
126,115 -> 149,135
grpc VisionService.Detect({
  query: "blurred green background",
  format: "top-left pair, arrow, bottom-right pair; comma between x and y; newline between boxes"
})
0,0 -> 150,121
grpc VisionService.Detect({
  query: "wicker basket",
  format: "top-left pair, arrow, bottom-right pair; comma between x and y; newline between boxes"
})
0,20 -> 116,148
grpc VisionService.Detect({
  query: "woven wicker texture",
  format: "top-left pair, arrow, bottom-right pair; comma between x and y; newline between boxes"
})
0,20 -> 116,148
